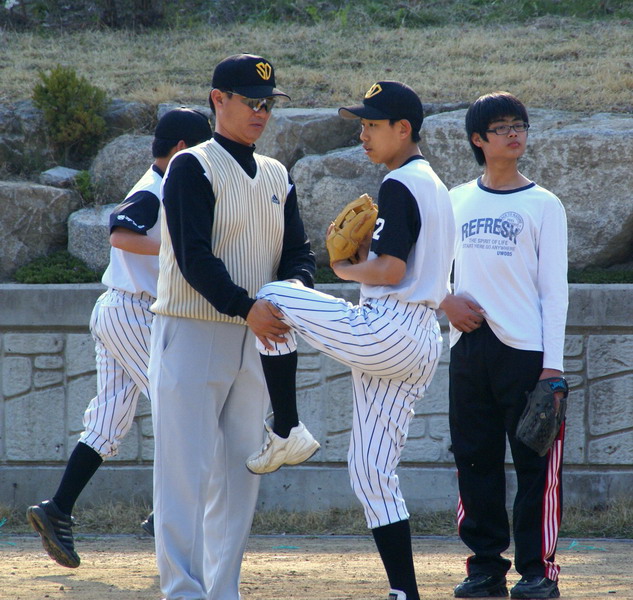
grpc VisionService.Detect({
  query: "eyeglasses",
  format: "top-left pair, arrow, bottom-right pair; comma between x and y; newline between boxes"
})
485,122 -> 530,135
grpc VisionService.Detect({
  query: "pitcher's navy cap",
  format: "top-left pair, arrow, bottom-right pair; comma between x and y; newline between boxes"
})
339,81 -> 423,133
212,54 -> 290,99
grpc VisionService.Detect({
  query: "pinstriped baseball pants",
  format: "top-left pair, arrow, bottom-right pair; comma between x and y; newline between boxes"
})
79,288 -> 153,458
256,280 -> 443,528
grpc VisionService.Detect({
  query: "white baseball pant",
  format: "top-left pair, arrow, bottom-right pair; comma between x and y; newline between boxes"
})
256,280 -> 442,528
150,317 -> 269,600
79,288 -> 153,458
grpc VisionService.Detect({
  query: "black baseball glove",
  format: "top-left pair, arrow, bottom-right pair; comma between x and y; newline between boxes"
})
516,377 -> 569,457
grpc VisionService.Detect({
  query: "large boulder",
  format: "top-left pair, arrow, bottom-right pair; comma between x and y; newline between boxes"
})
161,104 -> 361,170
105,99 -> 154,136
257,108 -> 361,169
0,100 -> 54,175
90,134 -> 153,204
67,204 -> 116,273
420,109 -> 633,269
39,166 -> 81,188
291,145 -> 388,266
0,182 -> 83,280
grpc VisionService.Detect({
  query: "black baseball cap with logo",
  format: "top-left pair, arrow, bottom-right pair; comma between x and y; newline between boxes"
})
154,107 -> 212,143
339,81 -> 424,134
212,53 -> 290,100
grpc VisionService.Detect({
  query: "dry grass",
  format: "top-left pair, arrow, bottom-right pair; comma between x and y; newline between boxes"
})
2,497 -> 632,539
1,18 -> 633,113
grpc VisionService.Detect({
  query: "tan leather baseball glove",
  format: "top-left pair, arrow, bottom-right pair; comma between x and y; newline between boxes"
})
325,193 -> 378,265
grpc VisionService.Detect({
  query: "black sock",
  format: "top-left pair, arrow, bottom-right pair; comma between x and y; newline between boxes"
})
372,519 -> 420,600
52,442 -> 103,516
260,352 -> 298,438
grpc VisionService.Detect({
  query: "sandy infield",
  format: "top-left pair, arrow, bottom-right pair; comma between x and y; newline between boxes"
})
2,534 -> 631,599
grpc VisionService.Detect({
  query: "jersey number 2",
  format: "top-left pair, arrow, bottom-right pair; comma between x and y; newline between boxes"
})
373,218 -> 385,240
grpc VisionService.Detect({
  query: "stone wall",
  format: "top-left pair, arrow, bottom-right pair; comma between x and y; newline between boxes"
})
0,283 -> 631,513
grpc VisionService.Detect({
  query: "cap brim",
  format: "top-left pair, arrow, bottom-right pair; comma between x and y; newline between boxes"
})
232,85 -> 290,99
338,104 -> 391,121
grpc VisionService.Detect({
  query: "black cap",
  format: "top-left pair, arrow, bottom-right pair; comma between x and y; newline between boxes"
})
154,107 -> 212,143
212,53 -> 290,99
339,81 -> 424,133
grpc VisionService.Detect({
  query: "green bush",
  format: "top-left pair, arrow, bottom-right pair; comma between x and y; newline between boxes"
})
318,267 -> 633,285
568,268 -> 633,284
74,170 -> 95,204
315,266 -> 343,284
14,250 -> 101,284
32,64 -> 107,164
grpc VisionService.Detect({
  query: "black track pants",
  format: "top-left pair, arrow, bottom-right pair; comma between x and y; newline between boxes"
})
449,321 -> 564,580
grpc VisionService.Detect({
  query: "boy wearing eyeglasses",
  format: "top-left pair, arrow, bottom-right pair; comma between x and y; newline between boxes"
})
148,54 -> 315,600
441,92 -> 568,599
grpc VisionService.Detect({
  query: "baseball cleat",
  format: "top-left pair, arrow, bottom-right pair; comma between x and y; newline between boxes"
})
454,573 -> 508,597
510,576 -> 560,598
246,417 -> 320,474
26,499 -> 80,568
141,511 -> 155,537
388,590 -> 407,600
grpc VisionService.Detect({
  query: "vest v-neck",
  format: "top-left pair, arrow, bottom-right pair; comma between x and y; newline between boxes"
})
213,133 -> 259,182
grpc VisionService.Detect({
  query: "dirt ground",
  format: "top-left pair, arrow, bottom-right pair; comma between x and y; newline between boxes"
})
1,534 -> 631,600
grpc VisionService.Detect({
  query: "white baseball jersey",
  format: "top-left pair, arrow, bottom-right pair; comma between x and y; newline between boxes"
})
80,164 -> 162,458
361,158 -> 455,308
101,165 -> 162,297
256,156 -> 455,528
449,177 -> 568,371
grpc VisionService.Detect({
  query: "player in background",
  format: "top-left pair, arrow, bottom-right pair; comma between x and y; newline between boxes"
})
441,92 -> 568,599
148,54 -> 316,600
26,108 -> 212,569
246,81 -> 455,600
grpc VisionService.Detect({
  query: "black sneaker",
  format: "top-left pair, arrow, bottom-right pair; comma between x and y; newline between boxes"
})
26,500 -> 80,568
141,511 -> 154,537
510,576 -> 560,599
454,573 -> 508,598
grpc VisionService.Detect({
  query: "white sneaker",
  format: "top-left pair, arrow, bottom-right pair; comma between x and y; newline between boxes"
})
388,590 -> 407,600
246,416 -> 320,474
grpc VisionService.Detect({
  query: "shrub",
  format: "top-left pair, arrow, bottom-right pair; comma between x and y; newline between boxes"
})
74,170 -> 95,204
32,64 -> 107,165
14,250 -> 101,284
567,268 -> 633,284
315,266 -> 342,284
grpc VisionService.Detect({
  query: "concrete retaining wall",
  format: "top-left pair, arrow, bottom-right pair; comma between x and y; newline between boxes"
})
0,283 -> 631,513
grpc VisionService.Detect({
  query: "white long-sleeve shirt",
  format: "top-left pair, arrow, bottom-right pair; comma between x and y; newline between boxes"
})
449,177 -> 568,372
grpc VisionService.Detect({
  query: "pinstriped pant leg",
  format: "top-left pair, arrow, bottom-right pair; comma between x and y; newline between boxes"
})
257,281 -> 441,381
347,350 -> 441,529
257,280 -> 444,528
80,330 -> 141,458
79,289 -> 152,458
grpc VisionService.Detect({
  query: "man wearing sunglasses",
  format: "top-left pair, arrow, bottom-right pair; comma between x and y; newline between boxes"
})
148,53 -> 316,600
